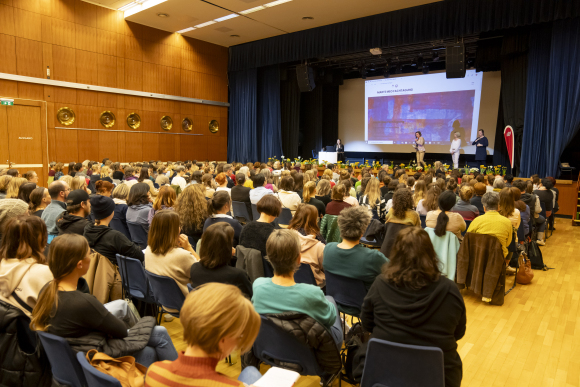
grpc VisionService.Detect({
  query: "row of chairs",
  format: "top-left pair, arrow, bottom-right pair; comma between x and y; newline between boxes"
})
232,201 -> 293,226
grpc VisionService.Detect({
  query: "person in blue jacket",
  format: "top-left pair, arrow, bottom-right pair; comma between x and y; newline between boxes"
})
472,129 -> 488,164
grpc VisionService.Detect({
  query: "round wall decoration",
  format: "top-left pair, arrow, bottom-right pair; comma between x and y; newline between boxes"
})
160,116 -> 173,131
209,119 -> 219,133
182,117 -> 193,132
126,113 -> 141,129
99,111 -> 116,128
56,107 -> 75,126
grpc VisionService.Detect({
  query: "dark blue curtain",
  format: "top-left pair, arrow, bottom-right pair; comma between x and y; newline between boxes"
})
280,69 -> 301,159
257,65 -> 283,161
520,18 -> 580,177
228,69 -> 257,163
229,0 -> 580,72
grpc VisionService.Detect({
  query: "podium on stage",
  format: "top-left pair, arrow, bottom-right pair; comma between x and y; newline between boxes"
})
318,151 -> 337,163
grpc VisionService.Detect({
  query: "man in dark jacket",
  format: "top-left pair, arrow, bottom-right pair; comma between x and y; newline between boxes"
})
84,196 -> 144,265
56,189 -> 91,236
231,172 -> 253,220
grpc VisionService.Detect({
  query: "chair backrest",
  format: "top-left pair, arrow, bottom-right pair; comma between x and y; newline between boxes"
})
126,222 -> 148,249
275,208 -> 293,225
37,331 -> 87,387
253,315 -> 324,376
262,257 -> 274,277
109,217 -> 131,239
116,254 -> 154,302
232,201 -> 251,223
539,201 -> 547,218
294,263 -> 317,285
517,218 -> 525,241
361,338 -> 445,387
420,214 -> 427,228
462,220 -> 472,236
251,203 -> 260,221
145,270 -> 186,313
76,352 -> 122,387
325,271 -> 366,313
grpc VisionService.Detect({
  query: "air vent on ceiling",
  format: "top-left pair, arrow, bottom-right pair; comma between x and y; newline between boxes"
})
215,26 -> 234,33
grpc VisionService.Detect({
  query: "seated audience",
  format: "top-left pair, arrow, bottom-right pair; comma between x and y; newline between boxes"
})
325,184 -> 352,216
145,210 -> 198,305
56,189 -> 91,236
499,187 -> 521,230
302,181 -> 325,217
124,166 -> 137,184
385,189 -> 421,227
380,175 -> 392,197
88,164 -> 102,193
0,215 -> 52,316
413,180 -> 427,207
512,187 -> 530,237
95,180 -> 114,197
493,178 -> 505,192
148,186 -> 176,225
360,227 -> 466,387
0,175 -> 12,199
17,182 -> 37,204
6,168 -> 20,177
323,206 -> 388,291
340,179 -> 358,206
469,182 -> 486,215
126,182 -> 153,237
171,166 -> 187,191
110,183 -> 131,238
23,171 -> 39,184
416,186 -> 440,216
144,283 -> 261,387
5,177 -> 27,199
252,229 -> 343,348
486,175 -> 494,193
29,187 -> 51,217
294,173 -> 304,198
71,175 -> 91,195
359,178 -> 387,222
190,223 -> 252,297
249,173 -> 273,204
175,185 -> 208,247
239,195 -> 281,257
215,172 -> 231,196
231,172 -> 252,219
202,174 -> 215,199
466,192 -> 513,257
42,181 -> 70,242
84,196 -> 144,265
315,179 -> 332,207
426,191 -> 467,241
288,204 -> 326,287
383,180 -> 398,203
31,234 -> 177,367
204,191 -> 243,246
276,176 -> 302,215
451,185 -> 480,221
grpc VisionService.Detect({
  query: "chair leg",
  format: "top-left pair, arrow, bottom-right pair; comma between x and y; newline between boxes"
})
505,264 -> 517,295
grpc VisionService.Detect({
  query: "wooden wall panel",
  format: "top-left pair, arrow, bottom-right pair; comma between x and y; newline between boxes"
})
207,136 -> 227,161
97,53 -> 117,87
0,34 -> 17,74
0,79 -> 18,98
142,133 -> 159,160
99,130 -> 117,161
117,131 -> 126,161
13,7 -> 41,41
0,4 -> 16,35
17,82 -> 43,100
77,129 -> 99,161
15,37 -> 43,77
158,133 -> 173,161
55,128 -> 78,162
125,132 -> 142,161
52,45 -> 76,82
76,49 -> 97,84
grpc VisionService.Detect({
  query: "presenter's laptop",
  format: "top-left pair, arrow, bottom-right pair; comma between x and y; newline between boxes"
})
326,146 -> 335,152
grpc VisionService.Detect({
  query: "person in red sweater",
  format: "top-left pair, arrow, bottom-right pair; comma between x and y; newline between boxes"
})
145,283 -> 262,387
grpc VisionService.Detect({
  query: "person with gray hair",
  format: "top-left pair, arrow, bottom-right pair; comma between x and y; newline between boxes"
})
492,178 -> 505,192
322,206 -> 388,313
465,192 -> 513,257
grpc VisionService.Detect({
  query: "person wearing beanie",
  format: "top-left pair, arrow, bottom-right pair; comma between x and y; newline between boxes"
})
42,181 -> 71,243
56,190 -> 91,236
470,182 -> 486,215
0,199 -> 29,243
83,195 -> 144,266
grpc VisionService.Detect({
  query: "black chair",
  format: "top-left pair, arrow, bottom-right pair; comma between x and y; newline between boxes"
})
275,208 -> 293,226
76,352 -> 122,387
145,270 -> 186,324
251,203 -> 260,221
325,270 -> 366,330
539,202 -> 551,239
360,338 -> 445,387
232,201 -> 252,224
461,220 -> 472,237
294,263 -> 317,285
127,222 -> 148,249
420,214 -> 427,228
116,254 -> 157,318
37,331 -> 87,387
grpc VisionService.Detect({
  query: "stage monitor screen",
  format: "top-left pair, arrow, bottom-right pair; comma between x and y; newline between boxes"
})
364,70 -> 483,146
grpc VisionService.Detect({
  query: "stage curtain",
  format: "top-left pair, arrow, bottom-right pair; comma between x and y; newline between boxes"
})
493,28 -> 530,174
229,0 -> 580,72
227,69 -> 258,163
280,69 -> 301,159
257,65 -> 283,161
520,18 -> 580,177
300,87 -> 324,159
322,85 -> 339,155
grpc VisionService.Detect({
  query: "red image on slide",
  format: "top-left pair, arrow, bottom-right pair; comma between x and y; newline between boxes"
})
368,90 -> 476,145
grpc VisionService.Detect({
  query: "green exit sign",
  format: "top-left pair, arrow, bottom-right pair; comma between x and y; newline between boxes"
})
1,99 -> 14,106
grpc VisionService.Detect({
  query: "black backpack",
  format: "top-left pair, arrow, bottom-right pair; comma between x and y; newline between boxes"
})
340,322 -> 367,384
528,240 -> 549,270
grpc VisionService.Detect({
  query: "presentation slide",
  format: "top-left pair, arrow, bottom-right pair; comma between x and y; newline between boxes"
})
365,71 -> 483,146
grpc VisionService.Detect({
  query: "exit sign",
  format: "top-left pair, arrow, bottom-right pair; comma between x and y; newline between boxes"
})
1,99 -> 14,106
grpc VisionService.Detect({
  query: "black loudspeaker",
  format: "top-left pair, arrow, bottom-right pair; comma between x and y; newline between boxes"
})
446,44 -> 466,78
296,65 -> 316,92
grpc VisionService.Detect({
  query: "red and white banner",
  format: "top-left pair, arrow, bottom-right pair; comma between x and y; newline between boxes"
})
504,126 -> 514,168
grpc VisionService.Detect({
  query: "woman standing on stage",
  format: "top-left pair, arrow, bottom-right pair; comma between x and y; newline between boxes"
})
450,132 -> 461,169
336,139 -> 345,162
414,131 -> 426,167
472,129 -> 488,164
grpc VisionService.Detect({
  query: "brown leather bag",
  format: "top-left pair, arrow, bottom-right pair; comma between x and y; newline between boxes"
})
516,252 -> 534,285
86,349 -> 147,387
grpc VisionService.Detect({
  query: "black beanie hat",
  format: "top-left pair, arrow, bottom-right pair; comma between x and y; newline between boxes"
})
90,195 -> 116,220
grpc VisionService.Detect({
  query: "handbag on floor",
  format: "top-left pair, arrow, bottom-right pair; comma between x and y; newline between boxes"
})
516,252 -> 534,284
86,349 -> 147,387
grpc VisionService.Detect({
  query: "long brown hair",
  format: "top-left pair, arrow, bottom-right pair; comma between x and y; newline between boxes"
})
199,223 -> 234,269
422,186 -> 441,211
391,189 -> 414,219
498,187 -> 515,218
382,227 -> 441,290
0,215 -> 47,263
363,178 -> 381,209
511,187 -> 527,212
148,210 -> 180,255
413,180 -> 427,206
288,204 -> 320,236
153,186 -> 176,211
30,234 -> 90,331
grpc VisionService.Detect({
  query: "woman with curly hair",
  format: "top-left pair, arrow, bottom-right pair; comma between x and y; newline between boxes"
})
385,188 -> 420,226
174,184 -> 208,247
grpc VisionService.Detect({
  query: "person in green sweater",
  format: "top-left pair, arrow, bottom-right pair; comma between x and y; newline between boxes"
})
252,229 -> 343,349
323,205 -> 389,292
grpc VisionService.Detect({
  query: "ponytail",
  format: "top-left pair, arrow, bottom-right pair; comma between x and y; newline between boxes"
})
434,191 -> 457,237
434,211 -> 449,237
30,279 -> 59,331
207,191 -> 230,216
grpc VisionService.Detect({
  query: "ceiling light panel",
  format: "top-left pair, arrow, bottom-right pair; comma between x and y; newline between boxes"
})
176,27 -> 196,33
215,13 -> 239,22
263,0 -> 292,7
124,0 -> 167,17
195,20 -> 218,28
118,1 -> 137,11
239,5 -> 265,15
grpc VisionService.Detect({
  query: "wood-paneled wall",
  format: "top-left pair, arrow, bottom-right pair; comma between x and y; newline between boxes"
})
0,0 -> 229,162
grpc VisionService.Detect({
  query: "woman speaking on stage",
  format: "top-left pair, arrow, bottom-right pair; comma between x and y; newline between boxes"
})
336,139 -> 345,162
413,131 -> 426,167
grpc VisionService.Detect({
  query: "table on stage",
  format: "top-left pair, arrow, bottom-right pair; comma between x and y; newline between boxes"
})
318,151 -> 337,163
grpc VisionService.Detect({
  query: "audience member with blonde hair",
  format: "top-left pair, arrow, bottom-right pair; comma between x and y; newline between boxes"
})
5,177 -> 27,199
110,183 -> 131,238
315,179 -> 332,207
148,186 -> 176,224
417,186 -> 441,216
452,185 -> 480,221
413,179 -> 427,207
0,175 -> 13,199
202,174 -> 216,199
302,181 -> 325,217
359,178 -> 387,222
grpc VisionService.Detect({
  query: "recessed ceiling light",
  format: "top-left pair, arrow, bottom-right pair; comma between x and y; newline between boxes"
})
123,0 -> 167,17
176,27 -> 195,33
157,13 -> 169,17
239,5 -> 265,15
214,14 -> 239,22
231,34 -> 240,38
264,0 -> 292,7
118,1 -> 136,11
302,16 -> 313,20
194,20 -> 217,28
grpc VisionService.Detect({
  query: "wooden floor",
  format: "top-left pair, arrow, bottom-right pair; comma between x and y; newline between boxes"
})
164,218 -> 580,386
